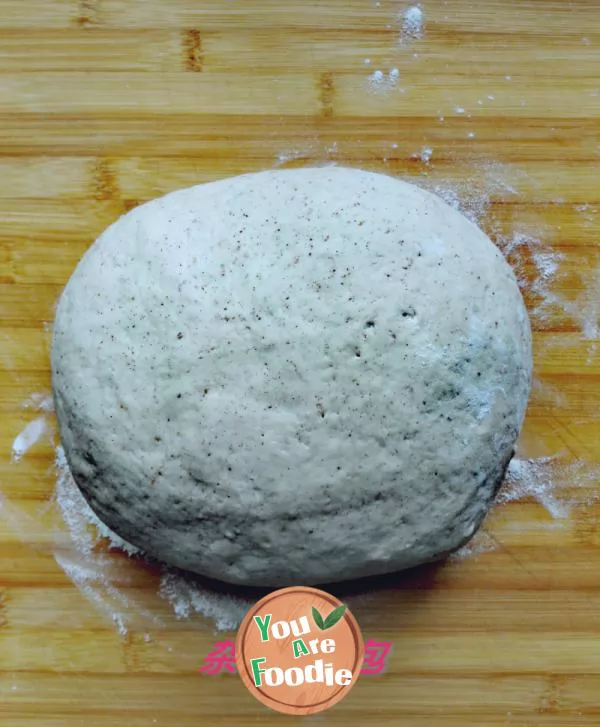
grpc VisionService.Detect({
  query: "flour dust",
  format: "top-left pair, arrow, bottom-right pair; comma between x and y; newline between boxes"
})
11,416 -> 51,462
499,456 -> 600,518
451,455 -> 600,561
399,5 -> 425,44
367,67 -> 401,94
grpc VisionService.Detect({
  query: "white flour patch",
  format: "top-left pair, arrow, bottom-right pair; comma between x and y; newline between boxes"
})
367,68 -> 401,93
424,169 -> 496,224
159,572 -> 252,632
53,446 -> 140,558
54,446 -> 98,556
420,146 -> 433,164
399,4 -> 424,44
499,457 -> 600,517
500,457 -> 570,519
532,250 -> 560,281
11,415 -> 50,462
498,231 -> 538,258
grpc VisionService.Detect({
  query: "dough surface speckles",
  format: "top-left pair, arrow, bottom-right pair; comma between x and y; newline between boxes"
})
52,167 -> 532,586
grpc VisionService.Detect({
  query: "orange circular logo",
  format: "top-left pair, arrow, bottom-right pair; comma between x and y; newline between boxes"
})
236,586 -> 364,715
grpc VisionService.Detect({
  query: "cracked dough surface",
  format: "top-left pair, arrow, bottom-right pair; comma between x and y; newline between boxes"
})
52,167 -> 532,586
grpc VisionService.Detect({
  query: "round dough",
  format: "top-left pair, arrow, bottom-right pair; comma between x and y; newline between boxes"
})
52,167 -> 532,586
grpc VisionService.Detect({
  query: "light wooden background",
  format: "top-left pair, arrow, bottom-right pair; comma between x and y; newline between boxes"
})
1,0 -> 600,725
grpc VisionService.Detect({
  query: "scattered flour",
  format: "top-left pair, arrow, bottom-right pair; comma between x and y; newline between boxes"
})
497,231 -> 565,327
53,552 -> 131,637
422,160 -> 520,225
159,572 -> 251,632
367,68 -> 401,93
499,457 -> 600,517
399,5 -> 424,43
420,146 -> 433,164
451,455 -> 600,561
575,203 -> 595,215
546,265 -> 600,342
532,250 -> 560,281
11,416 -> 50,462
499,229 -> 599,344
500,457 -> 571,519
54,445 -> 98,556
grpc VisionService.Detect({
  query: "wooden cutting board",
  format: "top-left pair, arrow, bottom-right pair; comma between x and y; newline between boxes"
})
1,1 -> 600,725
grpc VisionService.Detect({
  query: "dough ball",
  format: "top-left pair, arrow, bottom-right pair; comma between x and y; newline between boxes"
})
52,167 -> 532,586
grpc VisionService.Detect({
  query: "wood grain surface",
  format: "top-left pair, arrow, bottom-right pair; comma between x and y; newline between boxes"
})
1,1 -> 600,725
